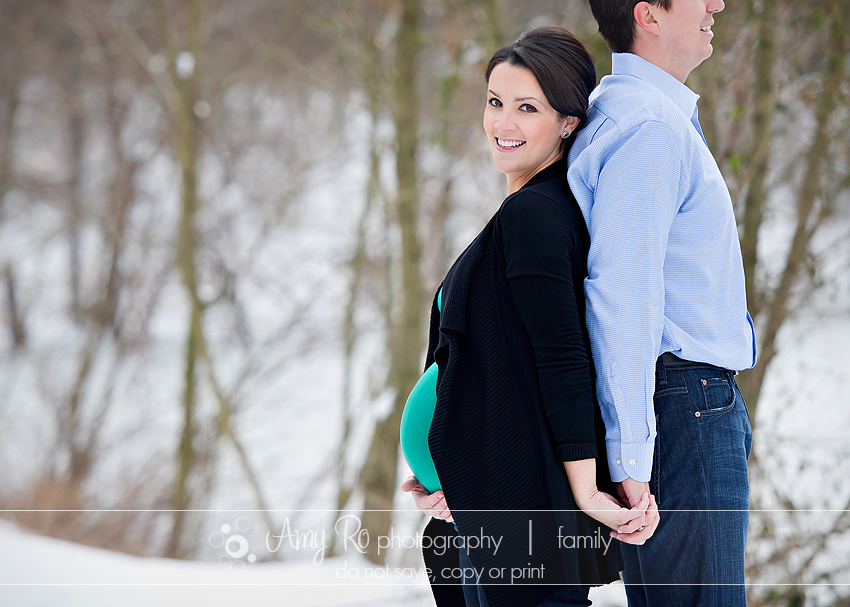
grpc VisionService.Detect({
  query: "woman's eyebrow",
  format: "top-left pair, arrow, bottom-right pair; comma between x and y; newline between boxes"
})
487,90 -> 542,104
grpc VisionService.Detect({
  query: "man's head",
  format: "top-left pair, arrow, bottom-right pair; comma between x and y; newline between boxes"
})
589,0 -> 725,82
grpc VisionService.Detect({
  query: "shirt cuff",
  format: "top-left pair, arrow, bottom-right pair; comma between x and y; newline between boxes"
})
606,442 -> 655,483
557,441 -> 598,462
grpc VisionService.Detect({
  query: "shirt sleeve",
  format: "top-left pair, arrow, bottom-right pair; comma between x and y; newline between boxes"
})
584,119 -> 684,482
499,191 -> 597,462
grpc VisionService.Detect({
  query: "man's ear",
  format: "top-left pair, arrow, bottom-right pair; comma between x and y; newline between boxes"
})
634,1 -> 661,37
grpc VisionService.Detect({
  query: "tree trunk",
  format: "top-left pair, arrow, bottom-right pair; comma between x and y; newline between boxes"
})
66,85 -> 85,323
0,74 -> 19,216
160,0 -> 205,559
3,264 -> 25,348
329,27 -> 384,556
479,0 -> 503,56
359,0 -> 424,565
737,7 -> 845,420
167,309 -> 200,558
740,0 -> 777,318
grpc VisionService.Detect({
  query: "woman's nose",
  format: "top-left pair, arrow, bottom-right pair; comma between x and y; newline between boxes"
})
495,113 -> 515,132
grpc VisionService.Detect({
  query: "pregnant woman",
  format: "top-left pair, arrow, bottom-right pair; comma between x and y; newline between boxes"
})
399,28 -> 659,607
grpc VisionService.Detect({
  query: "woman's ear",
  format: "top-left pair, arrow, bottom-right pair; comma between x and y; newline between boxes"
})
562,115 -> 580,135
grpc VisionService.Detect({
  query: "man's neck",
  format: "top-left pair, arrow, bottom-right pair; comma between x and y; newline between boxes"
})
627,44 -> 692,83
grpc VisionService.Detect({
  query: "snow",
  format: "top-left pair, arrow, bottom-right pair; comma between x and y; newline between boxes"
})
0,519 -> 628,606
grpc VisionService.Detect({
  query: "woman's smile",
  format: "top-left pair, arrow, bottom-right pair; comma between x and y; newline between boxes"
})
495,137 -> 526,151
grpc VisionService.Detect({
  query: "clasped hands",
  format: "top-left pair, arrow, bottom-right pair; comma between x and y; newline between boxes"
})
400,474 -> 659,545
576,476 -> 660,545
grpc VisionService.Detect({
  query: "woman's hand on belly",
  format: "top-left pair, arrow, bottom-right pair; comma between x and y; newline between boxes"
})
400,475 -> 454,522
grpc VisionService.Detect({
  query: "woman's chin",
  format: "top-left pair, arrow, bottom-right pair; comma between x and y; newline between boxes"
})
491,158 -> 524,176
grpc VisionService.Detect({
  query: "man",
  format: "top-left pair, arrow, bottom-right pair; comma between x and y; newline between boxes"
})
567,1 -> 756,605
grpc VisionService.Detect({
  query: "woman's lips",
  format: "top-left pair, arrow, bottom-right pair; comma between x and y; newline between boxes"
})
496,137 -> 526,151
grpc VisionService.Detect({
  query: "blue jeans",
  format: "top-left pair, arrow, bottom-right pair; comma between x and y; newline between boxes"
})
458,543 -> 591,607
621,356 -> 753,606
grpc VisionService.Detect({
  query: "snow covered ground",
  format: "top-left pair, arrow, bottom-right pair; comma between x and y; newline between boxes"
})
0,519 -> 628,606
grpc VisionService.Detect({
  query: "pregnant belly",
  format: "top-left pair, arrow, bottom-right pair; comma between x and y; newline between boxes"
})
400,361 -> 441,493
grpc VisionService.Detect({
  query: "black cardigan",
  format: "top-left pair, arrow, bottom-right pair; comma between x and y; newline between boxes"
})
421,159 -> 622,607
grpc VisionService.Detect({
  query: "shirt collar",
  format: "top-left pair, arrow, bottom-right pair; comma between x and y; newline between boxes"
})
611,53 -> 700,119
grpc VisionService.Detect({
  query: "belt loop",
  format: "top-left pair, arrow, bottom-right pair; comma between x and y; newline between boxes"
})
656,354 -> 667,385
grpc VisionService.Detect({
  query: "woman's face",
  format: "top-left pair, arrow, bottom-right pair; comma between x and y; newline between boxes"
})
483,63 -> 577,187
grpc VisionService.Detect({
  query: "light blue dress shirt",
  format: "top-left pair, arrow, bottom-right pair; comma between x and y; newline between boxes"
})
567,53 -> 757,483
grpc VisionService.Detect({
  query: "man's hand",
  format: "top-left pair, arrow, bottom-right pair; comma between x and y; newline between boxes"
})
616,477 -> 649,508
400,476 -> 454,523
612,478 -> 660,544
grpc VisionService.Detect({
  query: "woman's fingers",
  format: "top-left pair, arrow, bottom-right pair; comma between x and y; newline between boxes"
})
427,494 -> 453,521
616,516 -> 645,534
402,476 -> 436,512
583,491 -> 637,532
427,492 -> 451,517
412,489 -> 437,511
404,482 -> 453,522
615,492 -> 649,533
590,490 -> 647,531
611,523 -> 651,545
425,491 -> 446,511
611,494 -> 660,545
399,475 -> 420,493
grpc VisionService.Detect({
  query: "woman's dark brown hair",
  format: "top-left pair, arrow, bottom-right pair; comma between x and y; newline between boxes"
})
485,27 -> 597,139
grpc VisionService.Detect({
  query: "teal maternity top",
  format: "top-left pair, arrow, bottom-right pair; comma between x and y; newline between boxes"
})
399,288 -> 442,493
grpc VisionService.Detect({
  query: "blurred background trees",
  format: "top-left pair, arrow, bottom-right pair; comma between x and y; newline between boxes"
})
0,0 -> 848,603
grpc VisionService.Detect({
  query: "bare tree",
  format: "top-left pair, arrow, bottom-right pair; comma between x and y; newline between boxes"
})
691,0 -> 850,602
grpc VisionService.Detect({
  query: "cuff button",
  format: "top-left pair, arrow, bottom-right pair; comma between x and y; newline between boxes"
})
629,459 -> 636,465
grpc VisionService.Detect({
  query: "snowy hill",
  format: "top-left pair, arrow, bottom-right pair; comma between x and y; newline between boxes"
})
0,519 -> 628,606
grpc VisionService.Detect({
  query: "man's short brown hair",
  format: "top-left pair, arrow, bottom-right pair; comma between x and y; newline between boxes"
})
589,0 -> 673,54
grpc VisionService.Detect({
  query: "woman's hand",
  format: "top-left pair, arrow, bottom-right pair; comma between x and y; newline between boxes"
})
562,459 -> 658,545
609,478 -> 661,544
578,489 -> 657,545
609,493 -> 659,545
400,475 -> 454,523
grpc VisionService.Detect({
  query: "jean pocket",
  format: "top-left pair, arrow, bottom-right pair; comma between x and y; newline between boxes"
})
697,376 -> 735,417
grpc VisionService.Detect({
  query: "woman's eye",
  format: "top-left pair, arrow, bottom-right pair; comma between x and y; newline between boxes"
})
488,97 -> 502,107
520,103 -> 537,113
